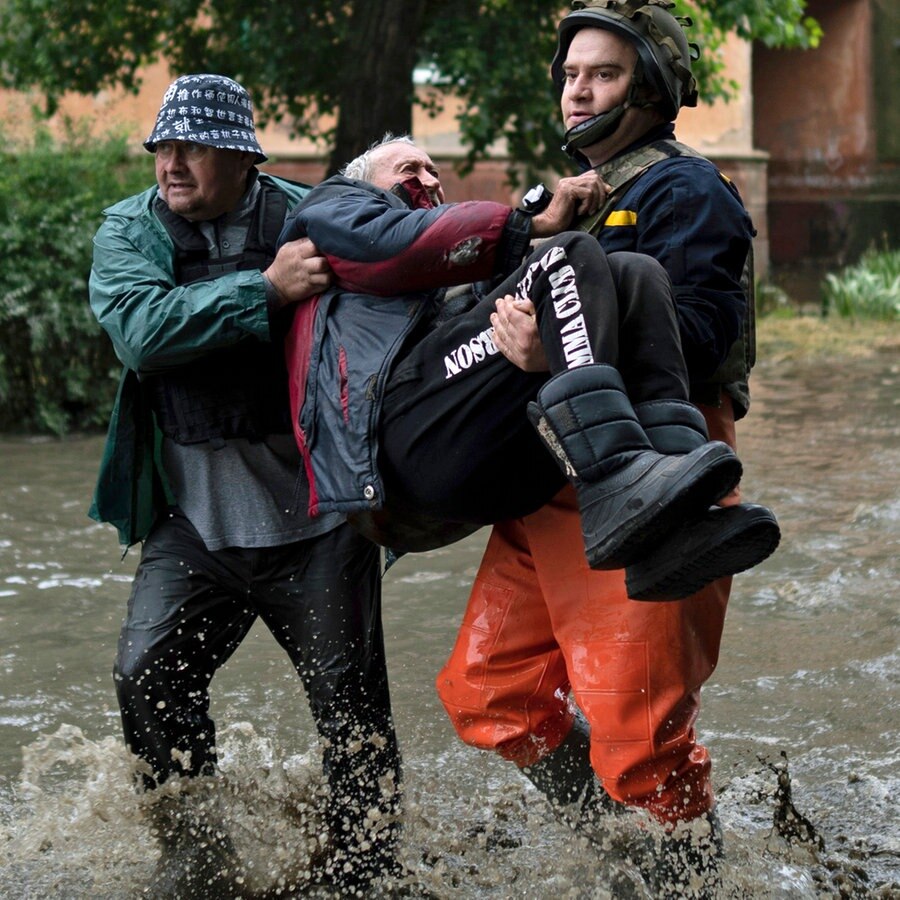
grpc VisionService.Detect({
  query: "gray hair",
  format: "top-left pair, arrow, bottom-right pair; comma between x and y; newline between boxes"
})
340,133 -> 416,181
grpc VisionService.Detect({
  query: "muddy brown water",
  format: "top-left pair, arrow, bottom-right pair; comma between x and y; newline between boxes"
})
1,355 -> 898,898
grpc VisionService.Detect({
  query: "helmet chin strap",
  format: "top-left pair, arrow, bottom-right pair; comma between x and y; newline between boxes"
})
561,104 -> 627,157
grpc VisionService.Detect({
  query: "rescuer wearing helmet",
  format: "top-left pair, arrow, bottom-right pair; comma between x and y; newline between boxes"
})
436,2 -> 779,894
554,0 -> 699,159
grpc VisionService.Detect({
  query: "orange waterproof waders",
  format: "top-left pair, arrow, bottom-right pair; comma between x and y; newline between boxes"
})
437,402 -> 738,825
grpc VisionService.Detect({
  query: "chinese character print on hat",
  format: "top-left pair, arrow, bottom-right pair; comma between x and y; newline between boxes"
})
144,74 -> 267,163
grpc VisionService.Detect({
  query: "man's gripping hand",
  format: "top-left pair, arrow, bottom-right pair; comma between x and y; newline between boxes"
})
264,238 -> 332,309
530,170 -> 609,238
491,295 -> 549,373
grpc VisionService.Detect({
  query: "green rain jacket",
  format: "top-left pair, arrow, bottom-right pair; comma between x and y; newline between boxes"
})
87,173 -> 311,547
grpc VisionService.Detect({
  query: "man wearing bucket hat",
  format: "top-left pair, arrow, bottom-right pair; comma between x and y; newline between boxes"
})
89,74 -> 402,897
436,2 -> 779,895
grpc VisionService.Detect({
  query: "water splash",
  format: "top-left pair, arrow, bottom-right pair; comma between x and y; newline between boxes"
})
3,726 -> 899,898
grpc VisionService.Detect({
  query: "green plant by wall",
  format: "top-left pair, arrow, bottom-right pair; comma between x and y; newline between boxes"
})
0,119 -> 154,433
822,247 -> 900,321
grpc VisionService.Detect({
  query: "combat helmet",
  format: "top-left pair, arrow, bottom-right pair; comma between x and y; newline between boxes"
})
552,0 -> 699,154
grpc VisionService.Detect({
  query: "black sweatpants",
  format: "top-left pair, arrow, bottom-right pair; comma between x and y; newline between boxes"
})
114,511 -> 400,872
379,233 -> 688,524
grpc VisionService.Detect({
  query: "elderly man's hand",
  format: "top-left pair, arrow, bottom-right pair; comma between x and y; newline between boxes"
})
491,294 -> 549,372
264,238 -> 332,308
530,170 -> 609,238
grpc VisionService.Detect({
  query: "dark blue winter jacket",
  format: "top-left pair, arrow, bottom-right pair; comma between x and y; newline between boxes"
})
586,124 -> 756,415
593,125 -> 754,382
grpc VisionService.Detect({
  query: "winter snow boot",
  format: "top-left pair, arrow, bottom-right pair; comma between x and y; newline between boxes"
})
625,399 -> 782,601
527,366 -> 742,570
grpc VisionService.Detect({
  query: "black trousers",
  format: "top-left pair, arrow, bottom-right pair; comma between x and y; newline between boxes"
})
114,511 -> 400,867
379,233 -> 688,524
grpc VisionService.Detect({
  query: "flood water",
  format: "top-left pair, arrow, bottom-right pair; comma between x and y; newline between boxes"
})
1,355 -> 898,898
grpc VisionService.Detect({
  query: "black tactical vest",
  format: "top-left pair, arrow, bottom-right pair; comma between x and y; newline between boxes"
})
146,179 -> 293,445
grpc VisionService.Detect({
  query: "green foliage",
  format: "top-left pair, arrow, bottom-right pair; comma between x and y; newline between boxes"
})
689,0 -> 822,49
0,121 -> 154,433
673,0 -> 821,102
0,0 -> 826,435
0,0 -> 823,181
822,248 -> 900,321
419,0 -> 562,184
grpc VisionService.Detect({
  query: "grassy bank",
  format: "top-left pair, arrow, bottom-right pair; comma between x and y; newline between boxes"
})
756,315 -> 900,365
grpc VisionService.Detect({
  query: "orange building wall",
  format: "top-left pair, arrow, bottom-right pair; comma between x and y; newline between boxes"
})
753,0 -> 875,189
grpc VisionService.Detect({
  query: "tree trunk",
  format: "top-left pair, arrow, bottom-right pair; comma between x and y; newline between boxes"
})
328,0 -> 427,175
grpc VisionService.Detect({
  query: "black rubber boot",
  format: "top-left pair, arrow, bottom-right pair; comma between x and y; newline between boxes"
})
145,795 -> 240,899
625,399 -> 781,601
635,808 -> 725,899
527,366 -> 742,570
522,716 -> 724,897
520,713 -> 625,832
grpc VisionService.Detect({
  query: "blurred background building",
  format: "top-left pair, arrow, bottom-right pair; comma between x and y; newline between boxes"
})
3,0 -> 897,300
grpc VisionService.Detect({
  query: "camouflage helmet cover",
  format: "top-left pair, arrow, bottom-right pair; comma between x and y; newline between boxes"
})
551,0 -> 699,121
